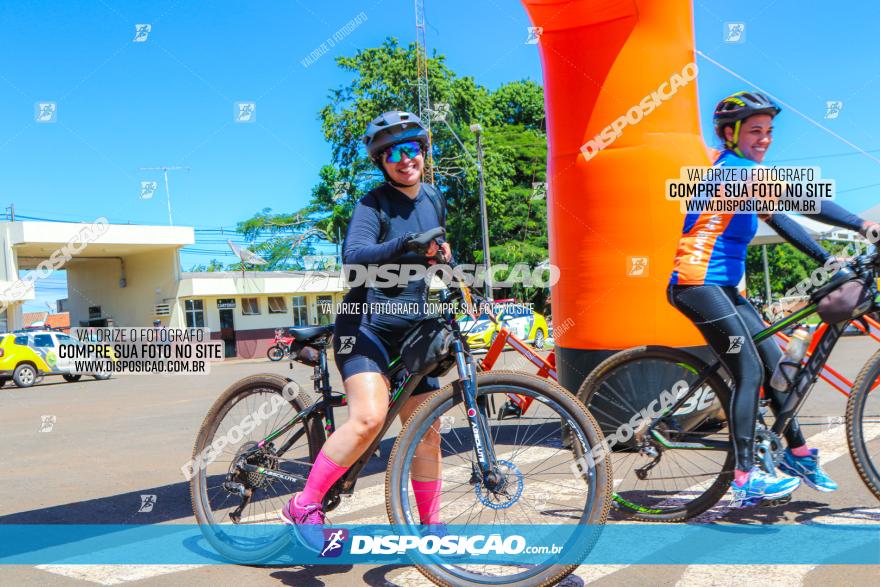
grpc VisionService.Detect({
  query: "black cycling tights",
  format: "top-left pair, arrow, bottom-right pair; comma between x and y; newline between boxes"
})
668,285 -> 806,472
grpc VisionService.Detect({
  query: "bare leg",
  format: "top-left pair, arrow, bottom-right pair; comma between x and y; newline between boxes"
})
398,392 -> 442,481
320,372 -> 390,467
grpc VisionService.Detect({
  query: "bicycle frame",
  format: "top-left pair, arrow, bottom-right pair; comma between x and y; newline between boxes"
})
648,301 -> 848,449
239,290 -> 500,504
480,311 -> 880,418
476,309 -> 557,416
774,313 -> 880,396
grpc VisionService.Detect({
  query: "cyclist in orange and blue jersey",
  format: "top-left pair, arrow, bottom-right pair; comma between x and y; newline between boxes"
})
669,91 -> 879,507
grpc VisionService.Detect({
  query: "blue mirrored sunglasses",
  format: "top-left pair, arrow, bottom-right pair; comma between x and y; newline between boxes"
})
384,141 -> 423,163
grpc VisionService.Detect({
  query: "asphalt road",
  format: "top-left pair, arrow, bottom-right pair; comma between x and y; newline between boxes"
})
1,339 -> 878,586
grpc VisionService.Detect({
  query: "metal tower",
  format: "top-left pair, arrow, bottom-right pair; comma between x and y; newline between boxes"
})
415,0 -> 435,184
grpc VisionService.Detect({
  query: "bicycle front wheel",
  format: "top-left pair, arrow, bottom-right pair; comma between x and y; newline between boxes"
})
847,348 -> 880,500
386,371 -> 611,587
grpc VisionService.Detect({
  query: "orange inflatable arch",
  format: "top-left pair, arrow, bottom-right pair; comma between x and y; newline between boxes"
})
520,0 -> 709,391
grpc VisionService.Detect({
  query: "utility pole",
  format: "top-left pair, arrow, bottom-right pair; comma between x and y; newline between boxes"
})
470,124 -> 492,302
139,166 -> 189,226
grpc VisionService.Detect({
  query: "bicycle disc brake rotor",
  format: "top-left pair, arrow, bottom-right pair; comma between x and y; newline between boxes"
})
754,424 -> 784,473
474,459 -> 524,509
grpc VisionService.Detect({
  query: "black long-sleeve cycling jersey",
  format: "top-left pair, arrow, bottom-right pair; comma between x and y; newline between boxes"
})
764,200 -> 867,263
340,183 -> 445,321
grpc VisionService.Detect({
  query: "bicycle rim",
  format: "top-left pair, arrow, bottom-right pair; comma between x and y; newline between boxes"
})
191,379 -> 319,562
582,348 -> 734,521
848,349 -> 880,499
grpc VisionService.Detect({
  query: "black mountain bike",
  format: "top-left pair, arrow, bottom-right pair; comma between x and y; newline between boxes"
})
577,251 -> 880,521
190,274 -> 611,586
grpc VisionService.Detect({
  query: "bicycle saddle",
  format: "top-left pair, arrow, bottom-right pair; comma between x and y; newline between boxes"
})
289,324 -> 334,343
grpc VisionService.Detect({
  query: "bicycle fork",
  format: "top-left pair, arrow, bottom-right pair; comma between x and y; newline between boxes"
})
453,341 -> 503,486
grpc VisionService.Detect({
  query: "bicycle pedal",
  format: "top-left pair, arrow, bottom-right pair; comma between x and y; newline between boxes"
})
761,494 -> 792,507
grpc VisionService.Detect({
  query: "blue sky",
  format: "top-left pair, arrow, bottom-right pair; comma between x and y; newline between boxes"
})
2,0 -> 880,311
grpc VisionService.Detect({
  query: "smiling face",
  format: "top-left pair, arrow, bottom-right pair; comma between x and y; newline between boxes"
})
724,113 -> 773,163
382,145 -> 423,186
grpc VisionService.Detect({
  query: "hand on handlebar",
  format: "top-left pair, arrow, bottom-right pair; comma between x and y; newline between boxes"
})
404,227 -> 446,254
426,241 -> 452,265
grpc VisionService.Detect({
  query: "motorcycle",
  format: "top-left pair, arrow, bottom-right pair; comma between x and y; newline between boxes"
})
266,328 -> 294,361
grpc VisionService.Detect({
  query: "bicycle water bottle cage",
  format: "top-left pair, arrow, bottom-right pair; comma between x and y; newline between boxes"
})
775,359 -> 802,392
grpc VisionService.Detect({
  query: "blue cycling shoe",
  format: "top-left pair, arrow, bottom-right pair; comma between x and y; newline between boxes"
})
778,448 -> 838,492
730,468 -> 800,508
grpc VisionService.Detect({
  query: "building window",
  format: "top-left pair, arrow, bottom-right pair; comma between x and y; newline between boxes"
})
185,299 -> 205,327
292,296 -> 308,326
89,306 -> 101,319
316,295 -> 334,325
268,296 -> 287,314
241,297 -> 260,315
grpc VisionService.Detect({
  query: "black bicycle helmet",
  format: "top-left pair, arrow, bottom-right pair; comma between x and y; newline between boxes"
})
362,111 -> 429,163
713,91 -> 781,152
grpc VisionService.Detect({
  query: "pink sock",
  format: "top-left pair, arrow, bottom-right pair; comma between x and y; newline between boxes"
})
734,469 -> 750,485
299,451 -> 349,505
412,479 -> 442,525
790,445 -> 812,457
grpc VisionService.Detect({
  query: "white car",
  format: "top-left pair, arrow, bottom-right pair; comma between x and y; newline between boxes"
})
15,330 -> 111,384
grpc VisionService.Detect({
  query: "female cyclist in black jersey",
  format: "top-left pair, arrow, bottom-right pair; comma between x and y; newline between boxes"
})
282,111 -> 452,548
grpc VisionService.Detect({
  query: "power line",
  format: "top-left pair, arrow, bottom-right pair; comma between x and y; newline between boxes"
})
696,50 -> 880,167
767,148 -> 880,164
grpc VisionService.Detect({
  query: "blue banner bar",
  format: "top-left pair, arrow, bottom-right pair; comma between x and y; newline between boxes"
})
1,524 -> 877,566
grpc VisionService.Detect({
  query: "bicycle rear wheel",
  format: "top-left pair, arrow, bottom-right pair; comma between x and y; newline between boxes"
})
847,348 -> 880,500
578,346 -> 734,522
386,371 -> 611,587
190,373 -> 325,563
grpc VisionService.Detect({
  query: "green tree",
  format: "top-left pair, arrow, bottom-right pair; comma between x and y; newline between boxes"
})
745,240 -> 853,300
188,258 -> 226,272
235,39 -> 550,309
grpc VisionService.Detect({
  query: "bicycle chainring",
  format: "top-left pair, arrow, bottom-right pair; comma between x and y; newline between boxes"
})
754,424 -> 785,473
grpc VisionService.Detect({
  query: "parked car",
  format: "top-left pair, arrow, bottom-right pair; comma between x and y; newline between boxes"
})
0,331 -> 112,388
459,303 -> 550,350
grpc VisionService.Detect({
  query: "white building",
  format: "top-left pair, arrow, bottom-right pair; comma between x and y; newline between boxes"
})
0,220 -> 347,358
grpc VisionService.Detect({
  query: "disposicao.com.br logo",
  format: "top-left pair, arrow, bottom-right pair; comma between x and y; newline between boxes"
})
348,532 -> 561,556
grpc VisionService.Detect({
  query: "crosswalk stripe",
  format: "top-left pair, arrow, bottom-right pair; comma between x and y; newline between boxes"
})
673,423 -> 880,586
35,564 -> 204,585
32,423 -> 880,585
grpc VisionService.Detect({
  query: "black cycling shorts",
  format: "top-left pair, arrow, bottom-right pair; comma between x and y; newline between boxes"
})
333,315 -> 440,396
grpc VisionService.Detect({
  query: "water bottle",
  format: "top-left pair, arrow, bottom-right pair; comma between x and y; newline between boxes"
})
770,326 -> 811,392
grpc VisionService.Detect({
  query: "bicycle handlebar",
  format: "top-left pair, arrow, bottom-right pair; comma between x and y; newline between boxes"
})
404,227 -> 446,254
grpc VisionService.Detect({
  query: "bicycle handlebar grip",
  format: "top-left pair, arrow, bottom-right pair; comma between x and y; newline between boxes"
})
404,227 -> 446,253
